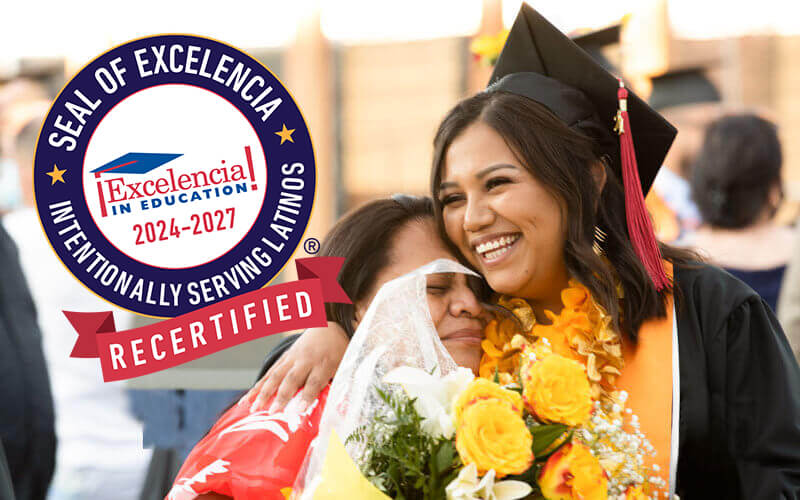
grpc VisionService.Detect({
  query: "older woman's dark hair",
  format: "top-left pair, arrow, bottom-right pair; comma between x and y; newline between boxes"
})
691,114 -> 782,229
320,195 -> 434,337
431,91 -> 693,340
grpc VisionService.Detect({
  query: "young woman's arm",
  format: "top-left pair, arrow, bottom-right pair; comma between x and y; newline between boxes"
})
242,322 -> 349,412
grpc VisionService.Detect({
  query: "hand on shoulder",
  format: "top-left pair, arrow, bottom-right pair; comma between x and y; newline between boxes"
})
242,322 -> 349,412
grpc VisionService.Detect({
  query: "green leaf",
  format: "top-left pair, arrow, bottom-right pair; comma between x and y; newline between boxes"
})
434,440 -> 457,475
530,424 -> 569,457
493,367 -> 500,384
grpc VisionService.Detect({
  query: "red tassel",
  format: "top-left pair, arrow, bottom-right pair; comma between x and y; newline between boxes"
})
614,80 -> 670,291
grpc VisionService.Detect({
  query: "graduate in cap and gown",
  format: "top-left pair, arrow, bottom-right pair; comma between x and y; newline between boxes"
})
430,5 -> 800,498
253,5 -> 800,498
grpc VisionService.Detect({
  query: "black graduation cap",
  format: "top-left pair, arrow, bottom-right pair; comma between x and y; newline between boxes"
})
488,4 -> 676,196
487,4 -> 675,290
649,67 -> 721,111
572,24 -> 621,73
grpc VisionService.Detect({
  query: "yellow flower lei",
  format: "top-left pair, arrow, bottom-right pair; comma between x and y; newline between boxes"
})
479,279 -> 624,402
478,280 -> 670,498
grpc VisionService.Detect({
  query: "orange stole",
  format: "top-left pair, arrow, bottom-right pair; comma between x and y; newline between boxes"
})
616,271 -> 674,494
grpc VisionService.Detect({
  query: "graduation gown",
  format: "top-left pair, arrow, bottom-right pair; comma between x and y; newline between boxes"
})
258,262 -> 800,499
673,262 -> 800,498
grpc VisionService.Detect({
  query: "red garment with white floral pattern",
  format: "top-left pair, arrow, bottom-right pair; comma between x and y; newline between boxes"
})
167,386 -> 329,500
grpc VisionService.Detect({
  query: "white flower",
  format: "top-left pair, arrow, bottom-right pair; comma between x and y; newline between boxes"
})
445,464 -> 532,500
383,366 -> 474,438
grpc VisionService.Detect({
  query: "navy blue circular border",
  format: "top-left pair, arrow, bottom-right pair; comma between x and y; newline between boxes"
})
35,35 -> 316,317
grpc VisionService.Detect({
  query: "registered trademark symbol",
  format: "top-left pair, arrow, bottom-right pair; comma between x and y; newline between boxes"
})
304,237 -> 320,254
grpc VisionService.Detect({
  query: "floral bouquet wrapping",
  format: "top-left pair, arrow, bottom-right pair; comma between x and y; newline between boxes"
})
291,260 -> 668,500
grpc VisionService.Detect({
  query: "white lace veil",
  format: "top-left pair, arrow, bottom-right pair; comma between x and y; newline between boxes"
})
293,258 -> 480,498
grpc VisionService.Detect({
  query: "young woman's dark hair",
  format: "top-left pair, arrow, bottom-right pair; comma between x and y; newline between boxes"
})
431,91 -> 694,340
319,195 -> 435,337
691,113 -> 783,229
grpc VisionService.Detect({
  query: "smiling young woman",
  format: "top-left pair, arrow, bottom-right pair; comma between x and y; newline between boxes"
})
437,119 -> 570,317
431,93 -> 675,338
425,5 -> 800,499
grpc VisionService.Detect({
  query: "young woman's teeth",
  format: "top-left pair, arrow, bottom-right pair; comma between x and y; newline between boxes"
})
475,235 -> 519,260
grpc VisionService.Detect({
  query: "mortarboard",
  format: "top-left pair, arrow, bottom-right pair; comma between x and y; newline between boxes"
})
91,152 -> 182,177
487,4 -> 675,290
649,67 -> 721,111
572,24 -> 620,48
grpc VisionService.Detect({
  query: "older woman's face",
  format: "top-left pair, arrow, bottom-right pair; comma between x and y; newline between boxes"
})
355,219 -> 486,373
438,122 -> 569,304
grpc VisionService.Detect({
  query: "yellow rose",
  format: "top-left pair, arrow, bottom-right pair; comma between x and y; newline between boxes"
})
569,444 -> 608,500
453,378 -> 523,424
539,442 -> 608,500
522,354 -> 593,426
456,398 -> 533,477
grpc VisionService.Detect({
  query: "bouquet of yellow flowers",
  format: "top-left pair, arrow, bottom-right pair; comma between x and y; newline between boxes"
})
291,262 -> 666,500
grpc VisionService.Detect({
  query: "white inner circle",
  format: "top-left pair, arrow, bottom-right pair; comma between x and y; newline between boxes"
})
83,84 -> 267,269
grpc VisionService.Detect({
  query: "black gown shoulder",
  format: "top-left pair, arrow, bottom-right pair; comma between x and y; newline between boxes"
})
673,261 -> 800,499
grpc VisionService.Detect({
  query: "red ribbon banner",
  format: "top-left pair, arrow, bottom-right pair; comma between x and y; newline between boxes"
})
64,257 -> 350,382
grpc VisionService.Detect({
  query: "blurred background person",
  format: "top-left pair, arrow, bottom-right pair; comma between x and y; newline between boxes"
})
0,79 -> 48,216
0,204 -> 55,500
0,78 -> 56,500
0,221 -> 53,500
0,81 -> 151,500
646,67 -> 723,242
685,113 -> 794,312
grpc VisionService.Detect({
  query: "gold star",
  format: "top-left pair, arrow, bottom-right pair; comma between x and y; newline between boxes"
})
275,124 -> 295,145
46,164 -> 66,185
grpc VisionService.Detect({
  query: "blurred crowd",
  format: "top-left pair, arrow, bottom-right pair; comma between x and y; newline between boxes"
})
0,79 -> 153,499
1,39 -> 800,500
643,68 -> 800,355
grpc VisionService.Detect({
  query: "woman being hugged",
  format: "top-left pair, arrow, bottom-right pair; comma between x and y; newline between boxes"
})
173,195 -> 487,500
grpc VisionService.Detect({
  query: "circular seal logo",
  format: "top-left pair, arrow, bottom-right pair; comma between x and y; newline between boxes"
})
35,35 -> 316,317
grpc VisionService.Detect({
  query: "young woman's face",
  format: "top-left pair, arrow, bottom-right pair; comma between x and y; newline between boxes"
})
438,121 -> 570,305
355,219 -> 486,373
